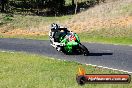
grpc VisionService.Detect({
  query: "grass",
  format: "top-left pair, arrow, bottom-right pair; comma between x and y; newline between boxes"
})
0,14 -> 73,35
0,23 -> 132,45
78,27 -> 132,45
0,1 -> 132,88
1,26 -> 132,45
0,34 -> 49,40
0,51 -> 132,88
0,32 -> 132,45
11,15 -> 73,29
121,2 -> 132,16
65,0 -> 132,45
79,34 -> 132,45
0,0 -> 132,45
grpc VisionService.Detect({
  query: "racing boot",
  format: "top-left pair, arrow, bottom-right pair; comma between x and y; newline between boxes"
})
56,46 -> 61,52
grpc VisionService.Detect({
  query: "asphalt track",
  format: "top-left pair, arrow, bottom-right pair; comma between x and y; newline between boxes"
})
0,38 -> 132,73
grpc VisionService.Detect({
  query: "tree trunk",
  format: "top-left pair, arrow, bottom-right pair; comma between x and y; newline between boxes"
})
1,1 -> 5,12
75,0 -> 78,14
72,0 -> 74,6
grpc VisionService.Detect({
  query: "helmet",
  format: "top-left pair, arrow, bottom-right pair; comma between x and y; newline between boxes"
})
51,23 -> 59,30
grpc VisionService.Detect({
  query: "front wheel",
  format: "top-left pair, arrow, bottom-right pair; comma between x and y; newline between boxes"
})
79,44 -> 89,56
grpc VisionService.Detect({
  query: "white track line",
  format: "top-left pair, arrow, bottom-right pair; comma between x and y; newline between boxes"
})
128,44 -> 132,47
1,50 -> 132,74
85,63 -> 132,74
1,50 -> 15,53
1,51 -> 6,52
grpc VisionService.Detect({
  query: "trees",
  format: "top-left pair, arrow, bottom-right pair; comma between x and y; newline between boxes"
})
0,0 -> 106,15
46,0 -> 65,15
0,0 -> 9,12
0,0 -> 65,15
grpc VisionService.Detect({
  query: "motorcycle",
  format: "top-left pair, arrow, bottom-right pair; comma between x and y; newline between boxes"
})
49,30 -> 89,56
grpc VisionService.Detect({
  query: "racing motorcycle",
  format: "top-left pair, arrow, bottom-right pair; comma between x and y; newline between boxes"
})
49,30 -> 89,56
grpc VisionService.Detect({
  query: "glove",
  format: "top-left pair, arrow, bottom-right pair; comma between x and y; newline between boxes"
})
52,42 -> 65,46
60,43 -> 65,46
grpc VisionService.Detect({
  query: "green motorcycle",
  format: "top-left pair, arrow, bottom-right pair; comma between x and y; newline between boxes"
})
49,31 -> 89,56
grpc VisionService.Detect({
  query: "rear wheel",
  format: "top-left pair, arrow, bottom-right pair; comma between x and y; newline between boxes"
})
79,44 -> 89,56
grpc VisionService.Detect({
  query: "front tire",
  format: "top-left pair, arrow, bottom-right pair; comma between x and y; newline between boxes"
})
79,44 -> 89,56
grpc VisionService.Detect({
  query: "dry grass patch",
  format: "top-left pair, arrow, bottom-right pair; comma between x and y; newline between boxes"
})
67,16 -> 132,33
66,0 -> 132,33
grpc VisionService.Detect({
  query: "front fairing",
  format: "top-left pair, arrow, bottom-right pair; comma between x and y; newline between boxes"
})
60,33 -> 80,53
66,41 -> 78,46
64,41 -> 78,53
74,33 -> 80,43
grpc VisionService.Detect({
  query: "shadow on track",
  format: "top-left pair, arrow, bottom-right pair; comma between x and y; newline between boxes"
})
63,51 -> 113,56
88,53 -> 113,56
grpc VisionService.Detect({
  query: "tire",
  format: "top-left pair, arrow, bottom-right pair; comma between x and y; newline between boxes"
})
79,44 -> 89,56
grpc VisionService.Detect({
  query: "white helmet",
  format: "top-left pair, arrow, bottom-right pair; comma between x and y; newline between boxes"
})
51,23 -> 59,30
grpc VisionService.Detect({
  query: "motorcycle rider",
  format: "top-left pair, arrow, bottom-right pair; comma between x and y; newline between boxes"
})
49,23 -> 70,51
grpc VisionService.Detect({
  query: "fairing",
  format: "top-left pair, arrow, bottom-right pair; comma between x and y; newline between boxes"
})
60,33 -> 80,53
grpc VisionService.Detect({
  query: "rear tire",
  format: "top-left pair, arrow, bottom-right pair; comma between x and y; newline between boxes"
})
79,44 -> 89,56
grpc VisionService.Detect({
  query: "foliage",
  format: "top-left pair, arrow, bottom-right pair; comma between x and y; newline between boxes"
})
0,0 -> 106,16
0,0 -> 65,15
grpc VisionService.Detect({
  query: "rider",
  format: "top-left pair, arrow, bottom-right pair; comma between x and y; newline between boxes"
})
49,23 -> 70,51
50,23 -> 70,42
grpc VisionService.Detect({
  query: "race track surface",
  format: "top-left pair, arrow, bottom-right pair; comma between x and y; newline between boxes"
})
0,38 -> 132,72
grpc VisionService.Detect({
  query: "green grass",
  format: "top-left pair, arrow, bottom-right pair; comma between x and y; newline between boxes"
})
79,35 -> 132,45
0,51 -> 131,88
0,34 -> 48,40
78,27 -> 132,45
121,2 -> 132,16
